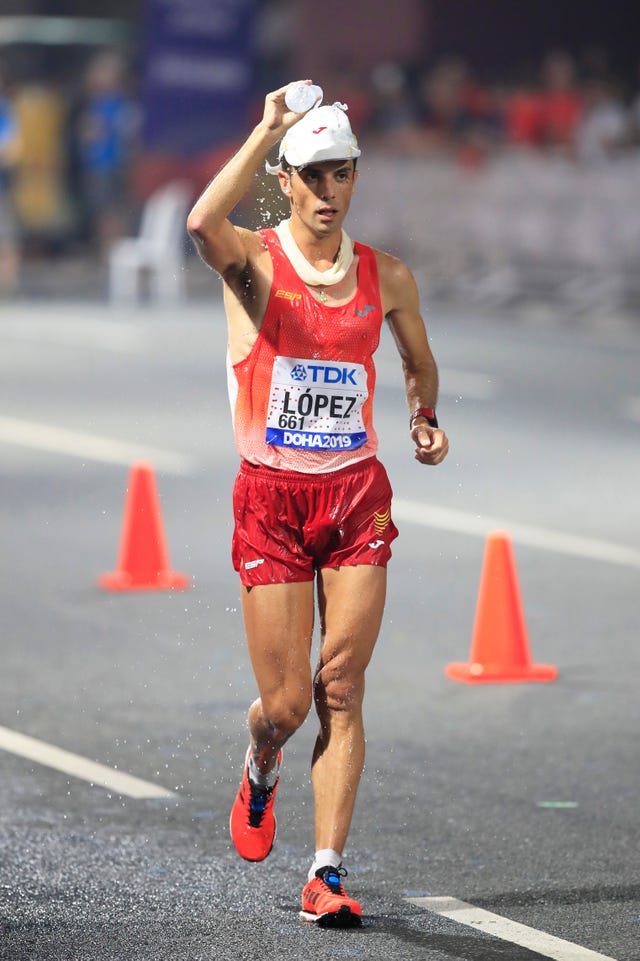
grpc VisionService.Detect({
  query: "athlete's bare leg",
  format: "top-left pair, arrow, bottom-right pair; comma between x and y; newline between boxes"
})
241,580 -> 315,775
311,565 -> 387,855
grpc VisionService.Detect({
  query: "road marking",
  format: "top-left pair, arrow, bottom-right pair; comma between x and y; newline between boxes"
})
393,500 -> 640,569
0,319 -> 144,354
406,896 -> 618,961
0,724 -> 177,800
537,801 -> 579,808
0,416 -> 196,476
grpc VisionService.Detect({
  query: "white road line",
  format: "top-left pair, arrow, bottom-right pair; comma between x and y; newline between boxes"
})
0,320 -> 144,354
406,896 -> 618,961
0,725 -> 177,800
393,500 -> 640,570
0,416 -> 196,476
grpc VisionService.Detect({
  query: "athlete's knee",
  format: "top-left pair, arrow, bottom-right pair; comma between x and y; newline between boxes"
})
262,689 -> 312,738
314,652 -> 365,715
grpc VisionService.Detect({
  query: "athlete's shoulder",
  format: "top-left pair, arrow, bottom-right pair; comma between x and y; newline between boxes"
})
223,226 -> 273,277
351,241 -> 412,277
238,225 -> 272,253
219,225 -> 274,309
359,247 -> 419,317
370,248 -> 417,292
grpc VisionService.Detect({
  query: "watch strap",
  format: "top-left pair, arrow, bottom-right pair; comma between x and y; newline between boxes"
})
410,407 -> 439,429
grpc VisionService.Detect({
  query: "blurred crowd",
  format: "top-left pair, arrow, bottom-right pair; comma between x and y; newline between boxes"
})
1,44 -> 640,298
0,49 -> 139,297
356,50 -> 640,170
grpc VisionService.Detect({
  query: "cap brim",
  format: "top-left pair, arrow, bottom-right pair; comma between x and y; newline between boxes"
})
282,147 -> 361,168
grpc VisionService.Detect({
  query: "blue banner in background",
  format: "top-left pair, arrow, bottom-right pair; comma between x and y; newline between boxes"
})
140,0 -> 256,154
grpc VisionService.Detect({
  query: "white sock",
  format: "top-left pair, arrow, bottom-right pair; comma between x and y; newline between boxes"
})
248,752 -> 280,790
308,848 -> 343,882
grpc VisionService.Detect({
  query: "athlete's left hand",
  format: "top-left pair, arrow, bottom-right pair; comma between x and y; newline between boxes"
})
411,425 -> 449,465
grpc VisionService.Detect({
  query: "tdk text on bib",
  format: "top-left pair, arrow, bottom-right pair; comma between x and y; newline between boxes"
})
266,355 -> 369,450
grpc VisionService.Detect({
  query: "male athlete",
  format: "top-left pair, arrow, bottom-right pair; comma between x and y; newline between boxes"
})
187,80 -> 449,927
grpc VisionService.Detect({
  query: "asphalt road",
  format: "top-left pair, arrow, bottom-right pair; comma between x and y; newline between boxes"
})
0,297 -> 638,961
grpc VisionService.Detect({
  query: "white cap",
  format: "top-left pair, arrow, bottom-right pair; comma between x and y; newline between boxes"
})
266,102 -> 361,174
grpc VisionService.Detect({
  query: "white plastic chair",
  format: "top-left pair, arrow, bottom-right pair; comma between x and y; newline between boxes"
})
108,180 -> 192,304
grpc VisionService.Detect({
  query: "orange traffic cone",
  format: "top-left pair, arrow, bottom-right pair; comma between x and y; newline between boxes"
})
99,461 -> 190,592
446,531 -> 557,684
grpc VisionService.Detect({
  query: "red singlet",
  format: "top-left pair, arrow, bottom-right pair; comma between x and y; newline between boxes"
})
227,228 -> 383,473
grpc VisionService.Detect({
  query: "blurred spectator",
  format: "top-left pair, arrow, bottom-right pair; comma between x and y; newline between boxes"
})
502,79 -> 543,147
255,0 -> 296,91
627,61 -> 640,146
0,67 -> 21,297
538,51 -> 583,150
13,82 -> 72,250
575,77 -> 628,165
500,52 -> 582,151
70,50 -> 139,256
368,61 -> 423,152
324,63 -> 373,134
421,58 -> 475,141
418,57 -> 500,166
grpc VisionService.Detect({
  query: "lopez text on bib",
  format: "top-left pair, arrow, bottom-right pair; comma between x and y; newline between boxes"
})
265,355 -> 369,451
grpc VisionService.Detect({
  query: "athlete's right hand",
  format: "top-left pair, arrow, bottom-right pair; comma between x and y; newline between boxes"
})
412,424 -> 450,465
262,81 -> 315,136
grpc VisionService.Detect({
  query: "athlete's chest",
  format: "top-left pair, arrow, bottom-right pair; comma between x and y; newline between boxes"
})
266,296 -> 381,363
268,256 -> 380,353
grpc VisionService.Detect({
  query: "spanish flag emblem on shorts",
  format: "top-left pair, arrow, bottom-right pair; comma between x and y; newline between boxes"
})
373,508 -> 391,534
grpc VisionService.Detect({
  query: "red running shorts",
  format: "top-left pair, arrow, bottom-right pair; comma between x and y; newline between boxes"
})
232,457 -> 399,586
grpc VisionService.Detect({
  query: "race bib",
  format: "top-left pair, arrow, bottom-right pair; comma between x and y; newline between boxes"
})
266,355 -> 368,451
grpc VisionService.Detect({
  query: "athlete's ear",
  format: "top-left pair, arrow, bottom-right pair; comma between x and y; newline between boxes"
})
277,170 -> 292,196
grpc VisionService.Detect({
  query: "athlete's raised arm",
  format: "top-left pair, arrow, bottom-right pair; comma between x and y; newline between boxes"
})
186,81 -> 313,280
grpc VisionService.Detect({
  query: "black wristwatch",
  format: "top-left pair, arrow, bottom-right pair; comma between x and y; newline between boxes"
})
409,407 -> 439,429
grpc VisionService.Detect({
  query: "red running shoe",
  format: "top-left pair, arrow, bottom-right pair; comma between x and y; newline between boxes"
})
300,866 -> 362,927
229,749 -> 281,862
